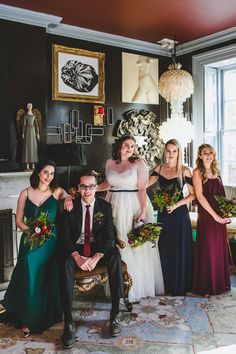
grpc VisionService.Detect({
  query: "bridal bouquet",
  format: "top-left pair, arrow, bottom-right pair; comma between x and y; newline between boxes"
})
153,184 -> 182,212
24,211 -> 55,251
214,195 -> 236,218
127,223 -> 162,248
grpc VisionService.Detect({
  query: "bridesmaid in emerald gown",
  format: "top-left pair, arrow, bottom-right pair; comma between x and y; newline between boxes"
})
0,159 -> 73,336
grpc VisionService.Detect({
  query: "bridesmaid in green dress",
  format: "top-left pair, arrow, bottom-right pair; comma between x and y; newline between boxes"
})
0,159 -> 73,337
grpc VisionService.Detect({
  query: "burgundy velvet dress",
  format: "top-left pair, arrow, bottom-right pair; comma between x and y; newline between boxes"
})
193,177 -> 231,295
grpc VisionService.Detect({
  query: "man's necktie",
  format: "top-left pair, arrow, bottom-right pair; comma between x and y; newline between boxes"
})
83,205 -> 91,257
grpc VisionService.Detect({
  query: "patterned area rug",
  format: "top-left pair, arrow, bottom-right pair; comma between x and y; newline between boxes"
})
1,287 -> 236,353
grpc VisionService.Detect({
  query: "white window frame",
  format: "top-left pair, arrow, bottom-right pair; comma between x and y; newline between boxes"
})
192,44 -> 236,166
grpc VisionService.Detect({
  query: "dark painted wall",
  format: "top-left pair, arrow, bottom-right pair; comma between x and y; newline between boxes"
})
45,35 -> 170,186
0,18 -> 235,187
0,19 -> 169,187
0,20 -> 47,171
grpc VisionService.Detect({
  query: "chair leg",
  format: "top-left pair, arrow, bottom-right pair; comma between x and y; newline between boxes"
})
122,269 -> 133,312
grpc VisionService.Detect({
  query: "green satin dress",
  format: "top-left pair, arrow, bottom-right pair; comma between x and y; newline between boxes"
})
1,195 -> 62,333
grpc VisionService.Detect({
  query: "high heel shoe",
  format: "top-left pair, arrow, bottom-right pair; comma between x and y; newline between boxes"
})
0,304 -> 6,314
22,327 -> 31,338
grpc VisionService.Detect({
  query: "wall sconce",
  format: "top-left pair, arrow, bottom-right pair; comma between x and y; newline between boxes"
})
106,107 -> 114,125
94,105 -> 105,126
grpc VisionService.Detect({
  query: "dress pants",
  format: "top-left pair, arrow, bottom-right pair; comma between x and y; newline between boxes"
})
60,244 -> 124,322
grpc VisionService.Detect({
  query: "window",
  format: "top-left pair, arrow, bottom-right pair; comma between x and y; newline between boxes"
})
192,44 -> 236,186
204,65 -> 236,185
221,68 -> 236,185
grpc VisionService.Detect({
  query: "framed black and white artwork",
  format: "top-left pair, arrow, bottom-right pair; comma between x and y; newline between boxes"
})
52,44 -> 105,103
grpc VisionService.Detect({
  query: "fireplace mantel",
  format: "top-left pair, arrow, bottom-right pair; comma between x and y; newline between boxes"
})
0,171 -> 31,212
0,171 -> 32,285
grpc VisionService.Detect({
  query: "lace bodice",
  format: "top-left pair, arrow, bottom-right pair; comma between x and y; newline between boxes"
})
106,159 -> 148,190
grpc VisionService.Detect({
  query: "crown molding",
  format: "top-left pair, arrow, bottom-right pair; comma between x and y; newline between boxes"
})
0,4 -> 62,28
1,4 -> 235,56
46,23 -> 170,56
176,27 -> 236,55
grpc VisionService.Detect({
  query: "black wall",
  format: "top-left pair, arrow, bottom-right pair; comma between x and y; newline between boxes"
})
0,18 -> 235,187
0,20 -> 47,171
0,19 -> 169,186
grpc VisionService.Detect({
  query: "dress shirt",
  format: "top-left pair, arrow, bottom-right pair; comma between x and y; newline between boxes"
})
76,199 -> 95,245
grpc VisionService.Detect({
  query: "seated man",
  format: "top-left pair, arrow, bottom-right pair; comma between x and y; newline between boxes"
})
59,170 -> 124,349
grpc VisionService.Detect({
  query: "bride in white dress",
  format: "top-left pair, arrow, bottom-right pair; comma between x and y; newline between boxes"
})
98,135 -> 164,302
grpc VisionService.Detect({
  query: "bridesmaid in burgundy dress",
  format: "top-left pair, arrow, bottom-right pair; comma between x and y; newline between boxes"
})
192,144 -> 231,296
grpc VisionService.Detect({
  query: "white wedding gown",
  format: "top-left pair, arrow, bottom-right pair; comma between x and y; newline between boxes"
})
105,159 -> 164,302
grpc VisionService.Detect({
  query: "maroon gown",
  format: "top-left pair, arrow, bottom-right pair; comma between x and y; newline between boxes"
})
193,177 -> 230,295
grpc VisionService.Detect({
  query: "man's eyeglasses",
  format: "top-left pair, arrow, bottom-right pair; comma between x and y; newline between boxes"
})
79,184 -> 97,191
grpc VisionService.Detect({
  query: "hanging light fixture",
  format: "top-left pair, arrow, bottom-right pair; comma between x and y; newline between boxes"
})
158,38 -> 195,149
159,115 -> 195,148
159,62 -> 194,105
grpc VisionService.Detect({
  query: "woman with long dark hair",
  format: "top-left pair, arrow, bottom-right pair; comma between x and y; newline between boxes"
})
0,159 -> 72,336
98,135 -> 164,302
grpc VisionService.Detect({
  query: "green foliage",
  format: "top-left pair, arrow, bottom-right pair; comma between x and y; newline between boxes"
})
127,223 -> 162,248
94,211 -> 105,223
214,195 -> 236,218
153,184 -> 182,212
24,211 -> 54,251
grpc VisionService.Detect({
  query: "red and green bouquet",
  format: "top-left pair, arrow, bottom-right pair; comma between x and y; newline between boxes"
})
24,211 -> 55,251
214,195 -> 236,218
127,223 -> 162,248
153,184 -> 182,212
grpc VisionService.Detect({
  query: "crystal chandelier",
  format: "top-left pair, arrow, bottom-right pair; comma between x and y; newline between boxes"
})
158,40 -> 195,149
159,62 -> 194,104
159,115 -> 195,148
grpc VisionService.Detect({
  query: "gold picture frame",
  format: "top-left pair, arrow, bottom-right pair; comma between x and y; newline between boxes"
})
52,44 -> 105,103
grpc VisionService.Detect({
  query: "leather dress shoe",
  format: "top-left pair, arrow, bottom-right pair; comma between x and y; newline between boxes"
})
0,304 -> 6,314
62,321 -> 76,349
109,314 -> 121,337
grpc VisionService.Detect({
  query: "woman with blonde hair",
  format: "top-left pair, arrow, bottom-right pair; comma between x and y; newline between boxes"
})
192,144 -> 230,296
149,139 -> 195,295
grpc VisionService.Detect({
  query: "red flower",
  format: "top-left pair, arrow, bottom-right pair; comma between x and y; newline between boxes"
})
165,192 -> 169,204
42,225 -> 48,233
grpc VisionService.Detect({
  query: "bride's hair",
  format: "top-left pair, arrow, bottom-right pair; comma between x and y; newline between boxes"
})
112,135 -> 140,164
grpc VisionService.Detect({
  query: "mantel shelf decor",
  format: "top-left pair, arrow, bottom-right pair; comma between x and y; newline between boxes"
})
47,109 -> 104,144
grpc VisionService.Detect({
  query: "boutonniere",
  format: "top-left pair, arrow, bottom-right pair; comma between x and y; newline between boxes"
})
94,211 -> 105,224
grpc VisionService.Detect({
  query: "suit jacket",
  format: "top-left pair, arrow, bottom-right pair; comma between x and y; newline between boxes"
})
59,196 -> 115,256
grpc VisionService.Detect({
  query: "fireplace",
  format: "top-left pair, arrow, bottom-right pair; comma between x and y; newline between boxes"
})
0,209 -> 14,282
0,171 -> 31,286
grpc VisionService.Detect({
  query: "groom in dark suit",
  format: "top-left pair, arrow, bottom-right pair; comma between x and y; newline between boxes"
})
59,171 -> 124,349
